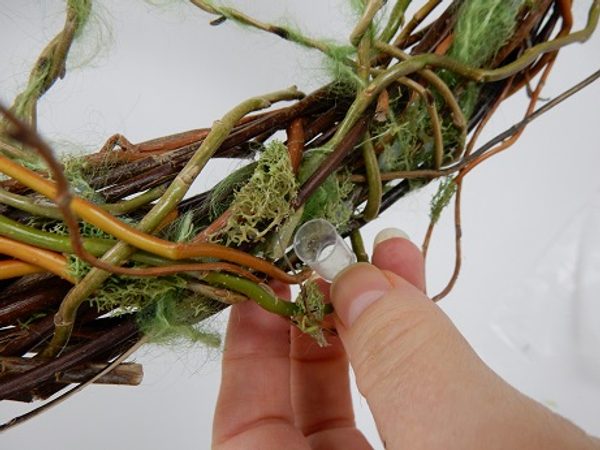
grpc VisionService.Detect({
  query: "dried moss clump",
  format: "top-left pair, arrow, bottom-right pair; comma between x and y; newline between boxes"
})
218,140 -> 298,245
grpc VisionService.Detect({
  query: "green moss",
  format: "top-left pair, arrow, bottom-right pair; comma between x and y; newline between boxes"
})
217,140 -> 298,245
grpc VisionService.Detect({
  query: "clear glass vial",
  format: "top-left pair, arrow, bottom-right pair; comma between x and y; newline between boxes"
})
293,218 -> 357,281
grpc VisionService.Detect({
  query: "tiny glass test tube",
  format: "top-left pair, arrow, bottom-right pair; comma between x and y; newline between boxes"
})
293,218 -> 357,281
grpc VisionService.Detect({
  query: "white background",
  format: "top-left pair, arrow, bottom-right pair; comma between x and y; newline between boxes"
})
1,1 -> 599,448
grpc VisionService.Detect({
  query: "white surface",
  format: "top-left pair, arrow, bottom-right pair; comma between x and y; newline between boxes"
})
1,1 -> 600,448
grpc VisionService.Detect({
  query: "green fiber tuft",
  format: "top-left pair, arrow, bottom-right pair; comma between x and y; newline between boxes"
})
138,292 -> 221,346
68,257 -> 189,314
89,270 -> 189,314
449,0 -> 525,67
68,0 -> 93,38
321,44 -> 364,91
217,140 -> 298,245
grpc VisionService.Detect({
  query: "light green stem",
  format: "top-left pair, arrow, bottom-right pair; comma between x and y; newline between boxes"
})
0,189 -> 64,220
103,185 -> 168,215
392,0 -> 441,49
350,229 -> 369,263
351,0 -> 386,47
203,272 -> 299,316
378,0 -> 412,44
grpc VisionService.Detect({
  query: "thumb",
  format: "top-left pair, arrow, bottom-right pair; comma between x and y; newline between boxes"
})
330,252 -> 485,446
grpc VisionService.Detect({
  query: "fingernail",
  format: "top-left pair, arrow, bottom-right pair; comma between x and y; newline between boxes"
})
330,263 -> 393,328
374,228 -> 410,247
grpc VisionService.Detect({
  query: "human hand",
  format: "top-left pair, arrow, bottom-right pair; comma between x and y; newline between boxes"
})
212,230 -> 599,449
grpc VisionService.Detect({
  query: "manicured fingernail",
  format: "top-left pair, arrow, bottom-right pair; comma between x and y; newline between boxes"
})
374,228 -> 410,247
330,263 -> 393,328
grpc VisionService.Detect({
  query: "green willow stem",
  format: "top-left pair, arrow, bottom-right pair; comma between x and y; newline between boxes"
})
392,0 -> 441,49
351,0 -> 386,47
0,138 -> 39,164
0,179 -> 162,221
361,134 -> 382,220
42,86 -> 303,358
204,272 -> 334,317
377,0 -> 412,44
350,229 -> 369,263
102,185 -> 168,215
0,189 -> 64,220
0,214 -> 110,254
0,214 -> 177,268
327,0 -> 599,151
398,77 -> 444,169
356,21 -> 382,221
203,272 -> 299,316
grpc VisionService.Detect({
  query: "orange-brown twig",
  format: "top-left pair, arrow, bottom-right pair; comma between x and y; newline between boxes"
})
0,236 -> 74,283
286,118 -> 305,174
0,260 -> 47,280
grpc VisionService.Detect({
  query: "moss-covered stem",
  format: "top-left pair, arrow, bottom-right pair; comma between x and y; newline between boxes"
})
378,0 -> 412,44
134,87 -> 303,236
327,1 -> 598,153
41,87 -> 303,358
351,0 -> 386,47
190,0 -> 355,65
8,0 -> 91,128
